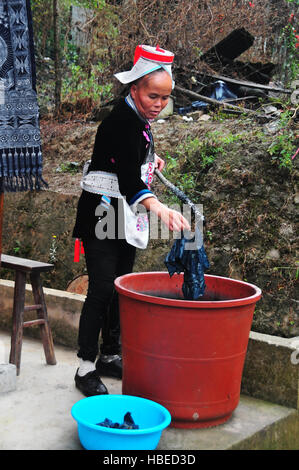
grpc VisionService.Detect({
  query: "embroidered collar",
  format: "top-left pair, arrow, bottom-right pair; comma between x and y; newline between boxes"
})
125,94 -> 151,126
125,94 -> 154,162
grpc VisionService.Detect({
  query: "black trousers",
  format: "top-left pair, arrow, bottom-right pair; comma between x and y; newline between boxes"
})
77,237 -> 136,362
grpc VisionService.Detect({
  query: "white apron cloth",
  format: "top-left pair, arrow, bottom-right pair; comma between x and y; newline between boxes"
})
80,160 -> 155,249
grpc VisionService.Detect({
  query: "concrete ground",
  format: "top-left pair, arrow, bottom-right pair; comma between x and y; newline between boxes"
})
0,330 -> 298,451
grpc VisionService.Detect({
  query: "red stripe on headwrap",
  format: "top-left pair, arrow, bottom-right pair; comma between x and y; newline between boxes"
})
133,45 -> 174,65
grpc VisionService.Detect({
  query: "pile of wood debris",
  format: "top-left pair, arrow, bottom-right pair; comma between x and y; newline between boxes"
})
172,28 -> 293,121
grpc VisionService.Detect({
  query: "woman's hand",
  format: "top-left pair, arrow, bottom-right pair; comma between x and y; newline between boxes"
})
160,206 -> 191,232
141,197 -> 191,232
154,154 -> 165,172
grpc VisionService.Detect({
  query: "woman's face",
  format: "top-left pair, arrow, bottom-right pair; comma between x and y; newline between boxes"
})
130,71 -> 172,120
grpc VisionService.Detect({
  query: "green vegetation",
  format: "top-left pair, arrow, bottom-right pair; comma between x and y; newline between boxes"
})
56,161 -> 81,174
280,22 -> 299,84
163,131 -> 249,200
61,60 -> 113,105
32,0 -> 118,113
267,132 -> 296,169
266,108 -> 297,169
273,264 -> 299,281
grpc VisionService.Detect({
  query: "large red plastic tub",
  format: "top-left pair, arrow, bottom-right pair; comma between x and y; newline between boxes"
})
114,272 -> 261,429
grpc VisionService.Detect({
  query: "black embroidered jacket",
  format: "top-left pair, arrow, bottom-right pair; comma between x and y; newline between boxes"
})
72,98 -> 154,240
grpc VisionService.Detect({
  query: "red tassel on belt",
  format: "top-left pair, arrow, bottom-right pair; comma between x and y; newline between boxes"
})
74,238 -> 80,262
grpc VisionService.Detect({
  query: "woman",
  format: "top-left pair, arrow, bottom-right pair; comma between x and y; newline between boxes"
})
72,45 -> 190,397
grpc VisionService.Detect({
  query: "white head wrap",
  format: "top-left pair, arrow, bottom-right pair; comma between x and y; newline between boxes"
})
114,45 -> 175,88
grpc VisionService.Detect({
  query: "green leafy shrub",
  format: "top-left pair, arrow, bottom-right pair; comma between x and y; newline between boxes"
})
267,132 -> 296,169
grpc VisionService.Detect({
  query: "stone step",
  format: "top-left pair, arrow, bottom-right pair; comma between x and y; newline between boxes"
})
160,394 -> 298,450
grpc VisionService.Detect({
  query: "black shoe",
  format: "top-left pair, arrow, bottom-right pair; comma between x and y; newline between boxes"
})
96,355 -> 122,379
74,369 -> 108,397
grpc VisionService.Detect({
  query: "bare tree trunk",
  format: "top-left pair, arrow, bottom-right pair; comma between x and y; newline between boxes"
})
53,0 -> 61,114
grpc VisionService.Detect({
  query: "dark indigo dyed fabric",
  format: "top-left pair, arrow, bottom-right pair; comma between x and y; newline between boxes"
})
165,227 -> 210,300
97,412 -> 139,430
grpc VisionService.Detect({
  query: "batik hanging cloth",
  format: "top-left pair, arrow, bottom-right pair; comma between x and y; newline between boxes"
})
0,0 -> 47,193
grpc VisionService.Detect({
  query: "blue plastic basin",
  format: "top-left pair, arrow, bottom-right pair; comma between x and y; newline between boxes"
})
71,394 -> 171,450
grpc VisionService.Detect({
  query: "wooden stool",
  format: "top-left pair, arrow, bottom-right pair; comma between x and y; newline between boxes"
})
1,254 -> 57,375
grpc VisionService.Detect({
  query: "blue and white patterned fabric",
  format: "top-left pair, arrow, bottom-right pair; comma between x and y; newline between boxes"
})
0,0 -> 47,192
